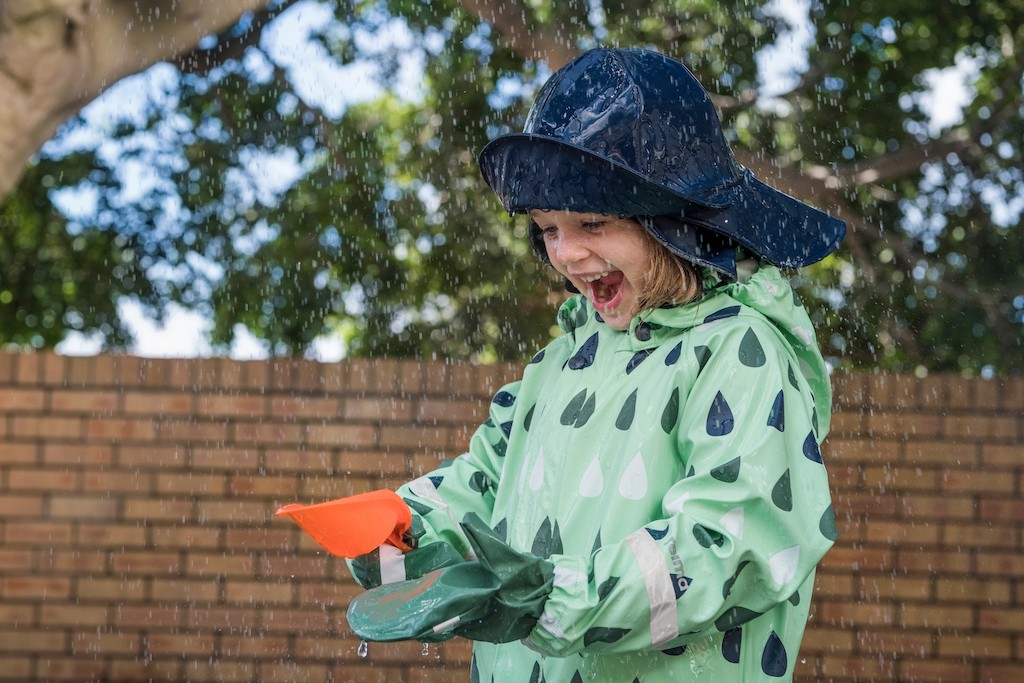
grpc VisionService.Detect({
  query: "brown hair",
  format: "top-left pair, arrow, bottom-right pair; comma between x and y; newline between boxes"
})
635,225 -> 703,312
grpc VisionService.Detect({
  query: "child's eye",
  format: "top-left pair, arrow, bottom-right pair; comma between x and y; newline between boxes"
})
539,225 -> 559,237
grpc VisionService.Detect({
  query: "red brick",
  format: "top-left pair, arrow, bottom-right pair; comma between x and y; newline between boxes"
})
229,473 -> 297,497
118,444 -> 184,468
817,600 -> 896,627
50,389 -> 119,413
978,498 -> 1024,523
937,632 -> 1013,659
339,450 -> 410,476
222,527 -> 293,552
862,464 -> 940,491
149,525 -> 221,550
898,494 -> 977,521
49,494 -> 117,519
34,656 -> 111,681
0,629 -> 67,653
306,422 -> 377,447
825,437 -> 899,463
0,494 -> 43,518
122,497 -> 193,522
344,396 -> 414,421
942,522 -> 1018,549
864,519 -> 941,545
110,551 -> 181,575
220,634 -> 290,657
2,576 -> 71,600
858,574 -> 932,601
13,415 -> 81,439
0,656 -> 31,680
0,388 -> 45,411
85,416 -> 156,441
75,576 -> 146,602
0,441 -> 37,463
8,467 -> 78,491
113,604 -> 183,628
975,551 -> 1024,577
196,393 -> 267,417
258,662 -> 332,683
41,606 -> 107,626
905,440 -> 980,467
799,626 -> 856,654
185,605 -> 258,631
271,395 -> 340,419
39,548 -> 107,573
70,629 -> 139,655
41,440 -> 113,466
263,447 -> 334,472
186,552 -> 255,577
156,471 -> 227,496
900,603 -> 974,629
897,548 -> 973,574
945,413 -> 1018,440
195,499 -> 270,524
4,521 -> 73,545
145,632 -> 216,657
980,663 -> 1024,681
121,390 -> 194,415
826,410 -> 864,437
233,420 -> 304,445
223,579 -> 293,605
866,410 -> 941,438
857,628 -> 933,657
260,606 -> 333,633
149,578 -> 220,603
379,425 -> 451,450
180,660 -> 256,683
899,659 -> 975,682
191,446 -> 258,471
981,443 -> 1023,466
935,577 -> 1012,604
156,417 -> 228,442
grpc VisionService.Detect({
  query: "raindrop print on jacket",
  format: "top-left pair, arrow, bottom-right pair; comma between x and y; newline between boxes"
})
388,263 -> 836,682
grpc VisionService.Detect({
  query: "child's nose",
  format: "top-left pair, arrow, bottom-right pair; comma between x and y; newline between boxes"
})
553,233 -> 588,263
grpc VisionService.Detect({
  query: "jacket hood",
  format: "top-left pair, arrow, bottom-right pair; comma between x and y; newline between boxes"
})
556,263 -> 831,435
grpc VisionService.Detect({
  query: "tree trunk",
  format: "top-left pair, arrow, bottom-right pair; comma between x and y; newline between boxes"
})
0,0 -> 271,198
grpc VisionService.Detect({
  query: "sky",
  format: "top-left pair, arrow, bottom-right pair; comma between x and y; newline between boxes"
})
54,0 -> 975,361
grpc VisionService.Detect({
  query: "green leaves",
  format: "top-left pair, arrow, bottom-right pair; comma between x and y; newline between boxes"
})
1,0 -> 1021,374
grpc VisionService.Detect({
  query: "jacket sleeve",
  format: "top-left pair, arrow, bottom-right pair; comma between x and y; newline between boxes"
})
394,381 -> 521,559
526,320 -> 836,656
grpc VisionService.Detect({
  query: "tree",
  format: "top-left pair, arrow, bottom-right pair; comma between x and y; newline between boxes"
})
1,0 -> 1021,373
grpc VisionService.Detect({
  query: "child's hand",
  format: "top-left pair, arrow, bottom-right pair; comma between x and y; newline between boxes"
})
349,516 -> 463,588
347,513 -> 554,644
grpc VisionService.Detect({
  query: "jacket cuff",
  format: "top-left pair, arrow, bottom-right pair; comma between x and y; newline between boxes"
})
524,553 -> 589,657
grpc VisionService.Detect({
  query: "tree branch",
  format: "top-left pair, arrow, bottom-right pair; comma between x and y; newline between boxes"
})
0,0 -> 273,200
455,0 -> 578,70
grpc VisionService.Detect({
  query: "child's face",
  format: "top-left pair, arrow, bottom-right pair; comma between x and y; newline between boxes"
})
530,210 -> 653,330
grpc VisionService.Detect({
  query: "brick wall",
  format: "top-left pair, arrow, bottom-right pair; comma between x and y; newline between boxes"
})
0,350 -> 1021,682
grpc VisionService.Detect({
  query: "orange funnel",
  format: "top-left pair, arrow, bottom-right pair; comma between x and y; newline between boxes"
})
276,489 -> 412,558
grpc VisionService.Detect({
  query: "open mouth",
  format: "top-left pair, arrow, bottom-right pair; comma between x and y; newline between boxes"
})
584,271 -> 625,312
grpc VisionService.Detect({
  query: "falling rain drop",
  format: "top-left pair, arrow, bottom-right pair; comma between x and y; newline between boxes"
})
357,640 -> 369,658
421,642 -> 430,656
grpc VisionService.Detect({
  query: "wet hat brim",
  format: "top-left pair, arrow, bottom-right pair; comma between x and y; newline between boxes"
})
480,133 -> 845,268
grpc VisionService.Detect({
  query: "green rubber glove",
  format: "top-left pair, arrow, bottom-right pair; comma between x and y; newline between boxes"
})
347,512 -> 554,644
348,515 -> 464,589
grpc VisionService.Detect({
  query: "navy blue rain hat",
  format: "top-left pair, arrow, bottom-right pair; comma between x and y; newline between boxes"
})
479,48 -> 846,270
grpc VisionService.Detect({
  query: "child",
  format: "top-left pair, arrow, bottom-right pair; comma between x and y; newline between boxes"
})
343,48 -> 845,682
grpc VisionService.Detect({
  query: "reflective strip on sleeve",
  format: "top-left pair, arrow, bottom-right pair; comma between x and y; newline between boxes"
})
406,476 -> 475,559
625,529 -> 679,648
378,543 -> 407,585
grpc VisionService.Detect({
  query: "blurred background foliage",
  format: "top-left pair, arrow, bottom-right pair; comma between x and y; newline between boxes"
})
0,0 -> 1021,373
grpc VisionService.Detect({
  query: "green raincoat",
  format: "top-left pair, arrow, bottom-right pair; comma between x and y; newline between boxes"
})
387,264 -> 836,682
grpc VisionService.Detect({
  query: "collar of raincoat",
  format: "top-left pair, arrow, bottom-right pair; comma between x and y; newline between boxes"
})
556,261 -> 833,438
